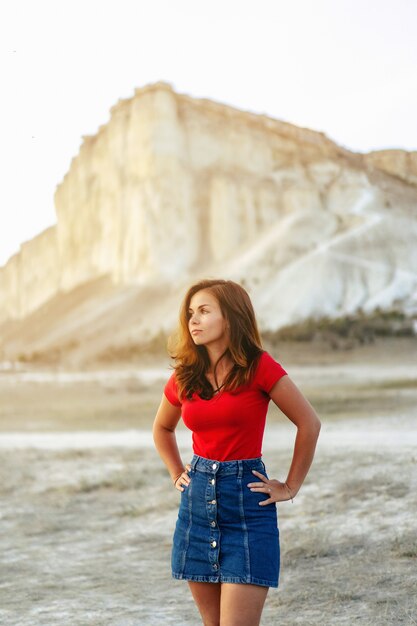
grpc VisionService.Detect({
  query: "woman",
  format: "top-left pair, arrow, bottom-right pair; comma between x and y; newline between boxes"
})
153,278 -> 321,626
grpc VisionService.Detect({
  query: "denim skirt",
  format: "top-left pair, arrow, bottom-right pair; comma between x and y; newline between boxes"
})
171,454 -> 280,588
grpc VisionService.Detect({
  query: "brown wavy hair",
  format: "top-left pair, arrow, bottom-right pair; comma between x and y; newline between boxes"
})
167,279 -> 264,401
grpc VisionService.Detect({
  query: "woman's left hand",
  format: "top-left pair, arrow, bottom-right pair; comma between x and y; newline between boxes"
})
247,470 -> 294,505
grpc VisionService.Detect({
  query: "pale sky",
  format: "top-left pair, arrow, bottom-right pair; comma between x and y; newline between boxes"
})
1,0 -> 416,267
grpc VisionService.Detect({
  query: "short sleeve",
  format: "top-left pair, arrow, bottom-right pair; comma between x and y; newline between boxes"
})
255,351 -> 288,394
163,371 -> 182,407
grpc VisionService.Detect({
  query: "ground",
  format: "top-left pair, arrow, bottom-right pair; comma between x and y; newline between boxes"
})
0,337 -> 416,625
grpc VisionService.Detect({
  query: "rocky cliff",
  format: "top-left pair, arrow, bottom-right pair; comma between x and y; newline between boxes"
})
1,81 -> 416,366
364,149 -> 417,187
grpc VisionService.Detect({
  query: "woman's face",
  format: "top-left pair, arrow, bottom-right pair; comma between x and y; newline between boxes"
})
188,290 -> 228,348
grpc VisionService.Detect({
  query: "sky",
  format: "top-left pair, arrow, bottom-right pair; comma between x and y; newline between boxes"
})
1,0 -> 416,267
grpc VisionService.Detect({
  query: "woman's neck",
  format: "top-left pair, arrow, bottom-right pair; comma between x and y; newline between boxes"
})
206,348 -> 233,374
206,345 -> 232,371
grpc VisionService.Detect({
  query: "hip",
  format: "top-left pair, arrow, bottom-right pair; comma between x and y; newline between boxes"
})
180,454 -> 278,523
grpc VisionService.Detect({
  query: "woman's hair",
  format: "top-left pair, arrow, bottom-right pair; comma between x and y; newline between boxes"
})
167,278 -> 264,401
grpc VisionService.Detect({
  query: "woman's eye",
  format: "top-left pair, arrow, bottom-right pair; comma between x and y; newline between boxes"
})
188,309 -> 209,317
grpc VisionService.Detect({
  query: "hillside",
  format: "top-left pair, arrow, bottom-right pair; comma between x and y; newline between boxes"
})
1,81 -> 416,366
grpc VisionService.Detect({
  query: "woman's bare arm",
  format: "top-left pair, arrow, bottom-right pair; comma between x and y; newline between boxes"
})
152,394 -> 186,482
268,375 -> 321,496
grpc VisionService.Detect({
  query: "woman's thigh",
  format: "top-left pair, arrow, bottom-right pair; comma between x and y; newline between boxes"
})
188,581 -> 221,626
220,583 -> 269,626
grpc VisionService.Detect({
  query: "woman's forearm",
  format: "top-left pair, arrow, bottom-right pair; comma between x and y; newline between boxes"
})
153,424 -> 185,481
285,422 -> 321,496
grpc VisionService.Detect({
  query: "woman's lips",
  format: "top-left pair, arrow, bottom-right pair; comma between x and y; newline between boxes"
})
191,330 -> 203,334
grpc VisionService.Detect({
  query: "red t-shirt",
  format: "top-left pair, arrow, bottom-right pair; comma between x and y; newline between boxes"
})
163,350 -> 288,461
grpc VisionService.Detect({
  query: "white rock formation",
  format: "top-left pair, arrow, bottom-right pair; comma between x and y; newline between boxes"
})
364,149 -> 417,187
0,81 -> 416,364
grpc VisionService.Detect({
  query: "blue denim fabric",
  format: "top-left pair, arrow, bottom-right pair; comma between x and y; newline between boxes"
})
171,454 -> 280,588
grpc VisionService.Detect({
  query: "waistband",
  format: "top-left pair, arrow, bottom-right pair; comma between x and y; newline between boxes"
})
190,454 -> 265,476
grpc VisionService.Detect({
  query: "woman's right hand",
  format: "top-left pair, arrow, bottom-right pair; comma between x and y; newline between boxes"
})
175,464 -> 192,491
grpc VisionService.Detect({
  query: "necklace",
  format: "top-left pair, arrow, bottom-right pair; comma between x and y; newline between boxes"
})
213,382 -> 226,394
207,363 -> 234,395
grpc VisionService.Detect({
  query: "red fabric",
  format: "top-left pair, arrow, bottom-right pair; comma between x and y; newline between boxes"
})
163,350 -> 288,461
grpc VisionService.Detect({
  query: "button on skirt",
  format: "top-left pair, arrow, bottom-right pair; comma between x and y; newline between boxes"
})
171,454 -> 280,587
